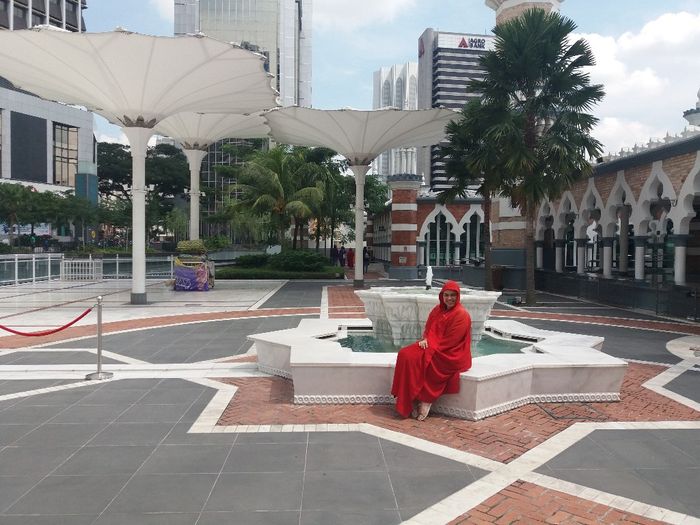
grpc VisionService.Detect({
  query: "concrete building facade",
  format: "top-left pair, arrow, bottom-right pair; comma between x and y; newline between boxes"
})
0,0 -> 96,205
372,63 -> 419,182
416,28 -> 495,191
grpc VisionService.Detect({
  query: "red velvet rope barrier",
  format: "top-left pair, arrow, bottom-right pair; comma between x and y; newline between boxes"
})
0,307 -> 93,337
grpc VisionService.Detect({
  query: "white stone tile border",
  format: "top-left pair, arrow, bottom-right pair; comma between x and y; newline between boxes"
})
643,359 -> 700,412
250,280 -> 288,310
406,420 -> 700,525
320,285 -> 329,319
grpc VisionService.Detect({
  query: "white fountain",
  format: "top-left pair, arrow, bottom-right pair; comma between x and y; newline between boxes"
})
248,285 -> 627,420
355,286 -> 502,347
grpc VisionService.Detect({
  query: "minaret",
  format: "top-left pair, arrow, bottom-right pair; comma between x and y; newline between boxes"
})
683,88 -> 700,127
485,0 -> 564,25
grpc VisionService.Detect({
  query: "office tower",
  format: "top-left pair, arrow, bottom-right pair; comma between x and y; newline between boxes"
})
416,28 -> 494,191
372,62 -> 419,181
0,0 -> 86,31
174,0 -> 312,235
0,0 -> 96,205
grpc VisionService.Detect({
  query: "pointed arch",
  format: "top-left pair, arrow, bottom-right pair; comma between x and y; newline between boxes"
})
577,179 -> 605,238
667,151 -> 700,235
418,204 -> 460,238
631,161 -> 678,235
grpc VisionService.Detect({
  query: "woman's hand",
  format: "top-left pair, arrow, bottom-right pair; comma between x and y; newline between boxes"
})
418,339 -> 428,349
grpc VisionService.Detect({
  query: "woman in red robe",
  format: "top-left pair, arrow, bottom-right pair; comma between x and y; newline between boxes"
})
391,280 -> 472,420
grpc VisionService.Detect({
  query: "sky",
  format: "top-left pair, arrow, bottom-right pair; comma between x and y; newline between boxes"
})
84,0 -> 700,155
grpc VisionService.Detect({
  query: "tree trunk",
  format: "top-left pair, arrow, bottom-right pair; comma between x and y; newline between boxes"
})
483,195 -> 493,291
525,205 -> 537,305
315,217 -> 321,252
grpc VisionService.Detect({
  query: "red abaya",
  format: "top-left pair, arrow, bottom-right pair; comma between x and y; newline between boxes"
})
390,280 -> 472,418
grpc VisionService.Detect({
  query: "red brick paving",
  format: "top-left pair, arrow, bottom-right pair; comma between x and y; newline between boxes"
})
448,480 -> 666,525
216,362 -> 699,464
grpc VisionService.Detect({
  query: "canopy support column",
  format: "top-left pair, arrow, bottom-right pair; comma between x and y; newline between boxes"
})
123,127 -> 155,305
184,149 -> 208,241
350,165 -> 370,288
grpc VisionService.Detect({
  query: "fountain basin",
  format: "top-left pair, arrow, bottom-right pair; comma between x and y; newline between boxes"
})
249,318 -> 627,420
355,287 -> 501,347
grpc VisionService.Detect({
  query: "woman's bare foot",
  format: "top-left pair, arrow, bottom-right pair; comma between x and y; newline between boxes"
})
410,400 -> 419,419
416,402 -> 432,421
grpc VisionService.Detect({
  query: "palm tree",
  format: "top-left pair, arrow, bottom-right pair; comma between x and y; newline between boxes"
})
440,99 -> 506,291
234,146 -> 323,248
472,8 -> 604,305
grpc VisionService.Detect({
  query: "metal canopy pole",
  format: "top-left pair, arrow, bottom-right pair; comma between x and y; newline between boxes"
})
85,296 -> 113,381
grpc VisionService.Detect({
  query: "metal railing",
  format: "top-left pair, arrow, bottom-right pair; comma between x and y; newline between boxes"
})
0,253 -> 177,286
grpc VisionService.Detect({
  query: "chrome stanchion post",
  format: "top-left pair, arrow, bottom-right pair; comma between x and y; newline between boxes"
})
86,296 -> 113,381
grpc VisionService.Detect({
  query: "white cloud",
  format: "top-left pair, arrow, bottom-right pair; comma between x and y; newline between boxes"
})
149,0 -> 174,24
575,11 -> 700,153
313,0 -> 416,32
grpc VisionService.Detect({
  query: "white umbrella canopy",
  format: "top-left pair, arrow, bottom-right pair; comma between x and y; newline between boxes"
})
155,113 -> 271,240
0,28 -> 279,125
155,113 -> 271,150
264,107 -> 457,165
264,107 -> 457,286
0,27 -> 279,305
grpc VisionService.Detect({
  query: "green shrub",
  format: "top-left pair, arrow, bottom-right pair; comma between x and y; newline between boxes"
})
235,253 -> 269,268
177,239 -> 207,255
0,244 -> 12,254
267,250 -> 329,272
216,265 -> 342,280
204,235 -> 230,251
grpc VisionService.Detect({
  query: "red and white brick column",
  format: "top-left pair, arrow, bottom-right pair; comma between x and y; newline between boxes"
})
388,174 -> 422,279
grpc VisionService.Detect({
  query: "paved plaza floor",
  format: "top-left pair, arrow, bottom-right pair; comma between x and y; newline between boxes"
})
0,278 -> 698,524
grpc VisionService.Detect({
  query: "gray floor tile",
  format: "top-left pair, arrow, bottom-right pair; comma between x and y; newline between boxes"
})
635,467 -> 700,516
665,370 -> 700,403
235,432 -> 308,444
545,467 -> 678,511
92,512 -> 198,525
48,404 -> 127,424
160,423 -> 237,445
54,446 -> 155,475
6,474 -> 130,515
398,507 -> 427,521
302,471 -> 396,512
389,469 -> 478,509
106,473 -> 217,513
88,422 -> 175,446
16,423 -> 107,447
649,429 -> 700,465
308,431 -> 379,445
77,389 -> 150,405
0,476 -> 40,513
0,515 -> 97,524
306,442 -> 384,471
595,435 -> 697,469
13,389 -> 95,406
0,405 -> 61,424
139,444 -> 230,474
380,439 -> 477,471
115,404 -> 189,423
535,437 -> 622,472
205,472 -> 303,512
198,511 -> 300,525
224,443 -> 306,473
96,379 -> 160,390
136,388 -> 202,405
0,425 -> 34,446
301,510 -> 402,525
0,446 -> 77,477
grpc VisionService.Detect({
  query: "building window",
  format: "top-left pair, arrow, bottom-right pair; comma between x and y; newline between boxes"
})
382,80 -> 392,108
395,77 -> 404,109
13,4 -> 28,29
54,123 -> 78,187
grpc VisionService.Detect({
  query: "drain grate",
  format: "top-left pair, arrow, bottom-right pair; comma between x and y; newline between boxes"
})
184,303 -> 201,307
536,402 -> 608,421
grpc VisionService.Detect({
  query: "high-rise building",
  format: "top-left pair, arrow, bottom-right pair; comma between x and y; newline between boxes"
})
416,28 -> 494,191
0,0 -> 96,208
372,63 -> 418,181
173,0 -> 312,236
0,0 -> 87,31
174,0 -> 311,108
